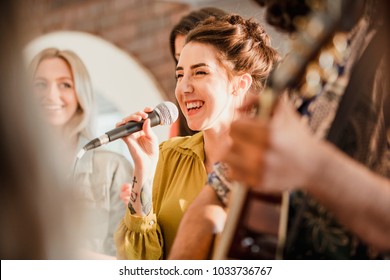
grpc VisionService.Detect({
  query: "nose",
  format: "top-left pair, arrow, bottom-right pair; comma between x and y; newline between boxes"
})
47,82 -> 61,99
176,74 -> 194,96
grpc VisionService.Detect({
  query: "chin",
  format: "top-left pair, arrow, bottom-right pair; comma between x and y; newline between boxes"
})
48,118 -> 68,127
187,122 -> 200,132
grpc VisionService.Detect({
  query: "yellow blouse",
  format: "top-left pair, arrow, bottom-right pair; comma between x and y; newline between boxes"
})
115,132 -> 207,259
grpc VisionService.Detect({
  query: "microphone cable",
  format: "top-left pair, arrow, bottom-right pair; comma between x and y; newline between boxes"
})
72,148 -> 86,180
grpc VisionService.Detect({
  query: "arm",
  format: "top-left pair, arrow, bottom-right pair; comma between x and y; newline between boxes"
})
304,140 -> 390,251
169,185 -> 226,260
117,108 -> 159,217
114,168 -> 164,260
114,109 -> 164,259
224,99 -> 390,251
114,208 -> 164,259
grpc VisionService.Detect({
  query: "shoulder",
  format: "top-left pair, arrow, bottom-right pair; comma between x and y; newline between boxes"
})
159,132 -> 204,159
92,148 -> 132,168
92,148 -> 127,160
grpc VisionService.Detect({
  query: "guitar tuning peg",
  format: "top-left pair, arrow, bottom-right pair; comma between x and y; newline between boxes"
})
333,33 -> 348,51
332,33 -> 349,54
318,49 -> 340,82
319,50 -> 334,70
306,67 -> 321,88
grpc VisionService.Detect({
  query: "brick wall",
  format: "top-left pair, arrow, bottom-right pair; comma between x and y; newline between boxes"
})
25,0 -> 191,102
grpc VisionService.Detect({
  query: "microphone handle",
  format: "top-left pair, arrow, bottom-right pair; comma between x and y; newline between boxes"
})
107,111 -> 160,141
107,120 -> 144,141
83,110 -> 162,152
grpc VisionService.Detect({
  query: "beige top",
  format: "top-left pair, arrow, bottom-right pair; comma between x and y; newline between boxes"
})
73,143 -> 133,256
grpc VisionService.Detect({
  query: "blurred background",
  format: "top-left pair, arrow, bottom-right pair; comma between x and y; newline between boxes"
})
23,0 -> 290,157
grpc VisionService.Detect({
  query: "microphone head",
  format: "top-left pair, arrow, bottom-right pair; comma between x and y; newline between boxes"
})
154,101 -> 179,125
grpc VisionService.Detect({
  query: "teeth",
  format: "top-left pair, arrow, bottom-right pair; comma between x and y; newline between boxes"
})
42,104 -> 64,110
186,101 -> 204,110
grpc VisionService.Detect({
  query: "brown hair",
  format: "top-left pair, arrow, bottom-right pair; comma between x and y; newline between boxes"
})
169,7 -> 228,64
186,14 -> 280,94
169,7 -> 228,137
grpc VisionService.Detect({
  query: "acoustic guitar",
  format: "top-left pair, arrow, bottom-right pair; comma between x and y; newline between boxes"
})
212,0 -> 352,260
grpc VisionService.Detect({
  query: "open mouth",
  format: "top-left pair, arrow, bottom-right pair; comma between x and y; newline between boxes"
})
185,100 -> 204,112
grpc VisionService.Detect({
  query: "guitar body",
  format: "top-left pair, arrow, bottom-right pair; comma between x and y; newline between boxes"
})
226,191 -> 287,259
213,184 -> 289,259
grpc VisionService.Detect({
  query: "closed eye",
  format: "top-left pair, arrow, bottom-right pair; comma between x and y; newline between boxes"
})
175,73 -> 183,80
195,71 -> 207,76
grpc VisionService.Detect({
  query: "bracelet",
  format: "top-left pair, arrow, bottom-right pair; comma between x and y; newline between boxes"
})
207,162 -> 232,207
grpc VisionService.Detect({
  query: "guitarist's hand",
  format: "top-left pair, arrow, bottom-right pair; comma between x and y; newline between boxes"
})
224,98 -> 319,193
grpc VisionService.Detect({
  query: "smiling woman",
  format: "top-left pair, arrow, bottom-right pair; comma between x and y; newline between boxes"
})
24,31 -> 170,147
28,48 -> 134,257
29,49 -> 95,152
114,13 -> 279,260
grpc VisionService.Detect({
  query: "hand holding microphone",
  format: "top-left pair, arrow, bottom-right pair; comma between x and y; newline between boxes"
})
85,101 -> 178,149
79,101 -> 178,156
117,106 -> 162,171
76,102 -> 178,218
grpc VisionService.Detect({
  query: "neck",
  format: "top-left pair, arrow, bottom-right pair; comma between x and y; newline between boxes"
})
53,127 -> 79,164
203,128 -> 231,173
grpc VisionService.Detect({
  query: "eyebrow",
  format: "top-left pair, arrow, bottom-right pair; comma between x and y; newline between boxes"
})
176,63 -> 209,71
34,76 -> 72,80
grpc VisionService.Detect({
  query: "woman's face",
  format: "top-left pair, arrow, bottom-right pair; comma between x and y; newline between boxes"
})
33,57 -> 79,129
175,42 -> 237,132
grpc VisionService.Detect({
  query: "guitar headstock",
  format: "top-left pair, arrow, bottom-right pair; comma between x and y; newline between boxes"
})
259,0 -> 353,116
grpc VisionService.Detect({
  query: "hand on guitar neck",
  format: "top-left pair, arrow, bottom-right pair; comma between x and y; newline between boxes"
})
212,95 -> 308,260
226,96 -> 318,193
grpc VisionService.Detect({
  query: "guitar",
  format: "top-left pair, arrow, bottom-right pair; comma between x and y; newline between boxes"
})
212,0 -> 351,260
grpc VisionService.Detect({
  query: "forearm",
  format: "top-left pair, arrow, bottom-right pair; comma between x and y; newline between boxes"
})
169,186 -> 227,260
305,141 -> 390,250
127,169 -> 153,217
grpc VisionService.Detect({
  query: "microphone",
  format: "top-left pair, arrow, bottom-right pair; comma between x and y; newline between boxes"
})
78,101 -> 178,157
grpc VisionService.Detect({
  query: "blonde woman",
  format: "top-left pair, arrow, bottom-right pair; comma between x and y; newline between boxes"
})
29,48 -> 133,256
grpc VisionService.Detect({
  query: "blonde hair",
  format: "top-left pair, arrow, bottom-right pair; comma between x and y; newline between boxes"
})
29,48 -> 94,140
